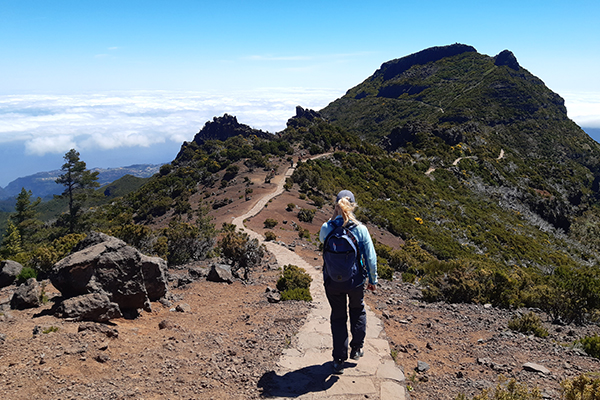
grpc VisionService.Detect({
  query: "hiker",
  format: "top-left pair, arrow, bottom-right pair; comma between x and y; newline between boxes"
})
320,189 -> 377,374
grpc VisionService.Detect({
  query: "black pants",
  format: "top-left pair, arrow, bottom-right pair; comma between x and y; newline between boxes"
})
325,283 -> 367,362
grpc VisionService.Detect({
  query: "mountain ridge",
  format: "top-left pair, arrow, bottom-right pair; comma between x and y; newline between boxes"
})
0,163 -> 164,201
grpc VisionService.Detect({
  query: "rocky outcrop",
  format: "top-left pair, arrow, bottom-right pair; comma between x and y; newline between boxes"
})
0,260 -> 23,288
494,49 -> 520,70
50,232 -> 169,321
10,278 -> 41,309
191,114 -> 271,146
286,106 -> 323,128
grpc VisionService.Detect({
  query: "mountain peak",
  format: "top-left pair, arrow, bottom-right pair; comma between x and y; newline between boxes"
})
494,49 -> 521,70
191,114 -> 271,146
373,43 -> 477,81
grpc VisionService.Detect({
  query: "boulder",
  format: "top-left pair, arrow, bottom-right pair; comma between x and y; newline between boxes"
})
207,264 -> 234,283
55,292 -> 122,322
78,322 -> 119,338
10,278 -> 42,309
0,260 -> 23,288
50,232 -> 169,320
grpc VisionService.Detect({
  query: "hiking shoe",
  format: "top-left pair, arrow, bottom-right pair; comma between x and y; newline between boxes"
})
332,359 -> 344,374
350,347 -> 364,360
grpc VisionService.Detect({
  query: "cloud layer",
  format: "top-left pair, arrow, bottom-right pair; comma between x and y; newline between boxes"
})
0,88 -> 343,156
562,92 -> 600,128
0,89 -> 599,187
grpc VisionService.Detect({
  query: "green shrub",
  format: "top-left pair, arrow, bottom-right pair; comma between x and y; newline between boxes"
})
264,218 -> 278,229
402,272 -> 417,284
286,203 -> 296,211
163,219 -> 216,266
219,223 -> 264,281
264,231 -> 277,241
560,373 -> 600,400
298,209 -> 315,223
28,245 -> 59,273
508,312 -> 549,338
281,287 -> 312,301
42,326 -> 59,334
16,267 -> 38,283
455,376 -> 542,399
309,195 -> 325,208
298,228 -> 311,239
277,264 -> 312,301
284,178 -> 293,191
577,334 -> 600,359
378,259 -> 393,281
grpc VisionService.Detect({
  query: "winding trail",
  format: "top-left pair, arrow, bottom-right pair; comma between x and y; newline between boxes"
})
425,149 -> 504,176
233,158 -> 406,399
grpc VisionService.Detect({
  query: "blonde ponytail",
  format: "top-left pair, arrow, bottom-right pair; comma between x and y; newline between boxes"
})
336,197 -> 360,227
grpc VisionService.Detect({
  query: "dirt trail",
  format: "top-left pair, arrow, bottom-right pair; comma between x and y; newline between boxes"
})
233,157 -> 407,399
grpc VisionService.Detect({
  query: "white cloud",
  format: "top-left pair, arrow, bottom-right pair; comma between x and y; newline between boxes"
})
562,92 -> 600,128
25,135 -> 77,155
0,88 -> 342,156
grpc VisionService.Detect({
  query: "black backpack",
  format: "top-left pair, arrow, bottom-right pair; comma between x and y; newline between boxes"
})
323,222 -> 362,283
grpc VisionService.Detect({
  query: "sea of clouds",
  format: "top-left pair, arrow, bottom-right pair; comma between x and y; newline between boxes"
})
0,88 -> 342,187
0,89 -> 598,188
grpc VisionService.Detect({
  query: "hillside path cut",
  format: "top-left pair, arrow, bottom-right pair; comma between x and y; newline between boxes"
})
232,157 -> 406,400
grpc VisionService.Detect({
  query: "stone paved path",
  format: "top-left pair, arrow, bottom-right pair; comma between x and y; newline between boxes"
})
233,163 -> 406,399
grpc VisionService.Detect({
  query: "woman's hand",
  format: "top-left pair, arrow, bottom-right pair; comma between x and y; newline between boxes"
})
367,283 -> 376,291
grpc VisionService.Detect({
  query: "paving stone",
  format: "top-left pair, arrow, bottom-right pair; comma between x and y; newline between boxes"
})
324,376 -> 377,396
342,353 -> 380,376
381,380 -> 406,400
377,360 -> 406,382
366,338 -> 392,356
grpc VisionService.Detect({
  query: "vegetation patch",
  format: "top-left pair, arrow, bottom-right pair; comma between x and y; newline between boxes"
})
276,264 -> 312,301
455,376 -> 542,400
507,312 -> 549,338
576,334 -> 600,359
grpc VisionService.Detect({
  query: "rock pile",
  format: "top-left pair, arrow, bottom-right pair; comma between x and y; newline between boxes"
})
50,232 -> 169,321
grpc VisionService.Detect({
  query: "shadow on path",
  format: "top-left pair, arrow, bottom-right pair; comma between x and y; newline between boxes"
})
257,361 -> 358,398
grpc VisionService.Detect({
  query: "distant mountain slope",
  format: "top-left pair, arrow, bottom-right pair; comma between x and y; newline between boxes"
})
0,164 -> 163,201
321,43 -> 600,169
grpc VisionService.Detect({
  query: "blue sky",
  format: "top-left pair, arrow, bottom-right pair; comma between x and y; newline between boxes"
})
1,0 -> 599,186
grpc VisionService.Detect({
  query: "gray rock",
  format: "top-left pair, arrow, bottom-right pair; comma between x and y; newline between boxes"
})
522,362 -> 550,374
158,319 -> 179,330
50,232 -> 169,319
77,322 -> 119,338
267,292 -> 281,303
55,292 -> 122,322
416,360 -> 430,372
188,266 -> 209,280
10,278 -> 41,309
207,264 -> 234,284
0,260 -> 23,288
175,303 -> 191,312
140,254 -> 168,301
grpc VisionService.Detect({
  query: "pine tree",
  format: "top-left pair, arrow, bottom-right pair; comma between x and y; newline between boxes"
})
11,188 -> 41,245
0,221 -> 23,260
55,149 -> 99,233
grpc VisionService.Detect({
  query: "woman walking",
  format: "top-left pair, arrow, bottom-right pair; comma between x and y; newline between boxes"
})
320,190 -> 378,374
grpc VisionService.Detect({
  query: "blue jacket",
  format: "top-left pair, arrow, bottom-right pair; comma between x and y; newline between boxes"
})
320,216 -> 378,286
